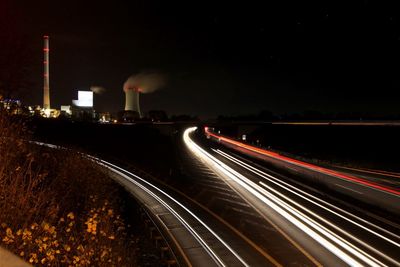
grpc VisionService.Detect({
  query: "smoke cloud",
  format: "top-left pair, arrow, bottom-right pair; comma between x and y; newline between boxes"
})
90,85 -> 106,94
123,72 -> 166,94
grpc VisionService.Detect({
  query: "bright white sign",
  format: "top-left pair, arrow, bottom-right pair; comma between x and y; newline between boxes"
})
73,91 -> 93,107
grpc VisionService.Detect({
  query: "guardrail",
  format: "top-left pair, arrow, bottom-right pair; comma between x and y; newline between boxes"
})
31,143 -> 183,267
105,159 -> 184,267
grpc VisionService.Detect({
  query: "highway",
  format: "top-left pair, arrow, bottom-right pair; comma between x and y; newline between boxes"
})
96,156 -> 317,266
36,139 -> 325,266
88,157 -> 255,267
329,165 -> 400,190
184,127 -> 400,266
34,142 -> 254,266
203,127 -> 400,213
34,127 -> 400,266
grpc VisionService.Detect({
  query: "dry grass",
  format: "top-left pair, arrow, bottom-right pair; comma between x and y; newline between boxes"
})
0,113 -> 137,266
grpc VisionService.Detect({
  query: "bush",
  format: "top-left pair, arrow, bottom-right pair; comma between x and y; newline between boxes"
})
0,113 -> 137,266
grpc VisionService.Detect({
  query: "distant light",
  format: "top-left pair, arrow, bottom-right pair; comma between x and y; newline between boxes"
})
44,108 -> 51,118
61,105 -> 71,115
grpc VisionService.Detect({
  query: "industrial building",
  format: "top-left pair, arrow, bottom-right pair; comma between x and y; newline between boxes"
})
71,90 -> 95,121
123,87 -> 141,121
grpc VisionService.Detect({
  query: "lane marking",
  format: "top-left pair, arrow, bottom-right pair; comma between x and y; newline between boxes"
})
335,184 -> 363,194
334,165 -> 400,179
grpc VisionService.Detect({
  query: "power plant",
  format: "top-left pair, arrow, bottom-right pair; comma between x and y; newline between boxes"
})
122,72 -> 166,119
124,86 -> 141,117
43,35 -> 50,110
36,38 -> 165,121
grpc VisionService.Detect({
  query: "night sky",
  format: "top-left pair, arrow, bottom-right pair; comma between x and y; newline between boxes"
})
3,0 -> 400,118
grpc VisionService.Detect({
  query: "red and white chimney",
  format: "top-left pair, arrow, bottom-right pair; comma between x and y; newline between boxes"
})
43,35 -> 50,109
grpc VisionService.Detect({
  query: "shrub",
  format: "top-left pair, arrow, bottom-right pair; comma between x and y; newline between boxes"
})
0,113 -> 137,266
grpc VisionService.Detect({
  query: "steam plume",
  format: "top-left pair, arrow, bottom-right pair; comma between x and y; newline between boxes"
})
123,72 -> 166,93
90,86 -> 106,94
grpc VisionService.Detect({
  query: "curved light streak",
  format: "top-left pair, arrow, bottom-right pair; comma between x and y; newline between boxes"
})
213,148 -> 398,265
204,127 -> 400,196
214,149 -> 400,249
94,158 -> 250,267
34,141 -> 249,267
184,127 -> 392,267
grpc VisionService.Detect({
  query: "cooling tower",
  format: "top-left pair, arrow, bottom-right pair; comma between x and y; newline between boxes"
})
43,35 -> 50,110
124,87 -> 141,117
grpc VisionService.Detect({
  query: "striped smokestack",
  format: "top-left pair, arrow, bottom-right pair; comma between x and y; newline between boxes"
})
43,35 -> 50,109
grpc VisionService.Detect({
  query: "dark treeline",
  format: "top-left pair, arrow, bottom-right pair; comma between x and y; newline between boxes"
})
217,110 -> 400,122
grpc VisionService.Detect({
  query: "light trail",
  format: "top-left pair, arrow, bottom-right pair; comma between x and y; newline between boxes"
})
332,165 -> 400,179
214,149 -> 400,248
92,158 -> 251,267
184,127 -> 398,266
34,141 -> 250,267
96,160 -> 225,267
94,158 -> 249,266
204,127 -> 400,196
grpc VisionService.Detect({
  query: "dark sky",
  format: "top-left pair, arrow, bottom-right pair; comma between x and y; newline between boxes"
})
4,0 -> 400,118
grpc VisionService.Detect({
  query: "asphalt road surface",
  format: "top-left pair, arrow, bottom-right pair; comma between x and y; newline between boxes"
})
186,127 -> 400,266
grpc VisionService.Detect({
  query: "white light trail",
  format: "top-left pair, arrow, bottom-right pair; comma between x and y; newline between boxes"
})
214,149 -> 400,250
97,161 -> 225,267
94,158 -> 250,267
34,141 -> 249,267
184,127 -> 393,267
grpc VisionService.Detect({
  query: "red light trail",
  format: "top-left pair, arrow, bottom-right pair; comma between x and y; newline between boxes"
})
205,127 -> 400,196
